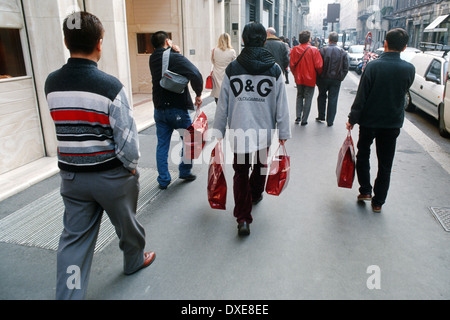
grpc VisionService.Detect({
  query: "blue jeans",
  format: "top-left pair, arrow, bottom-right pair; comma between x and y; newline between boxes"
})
154,107 -> 193,187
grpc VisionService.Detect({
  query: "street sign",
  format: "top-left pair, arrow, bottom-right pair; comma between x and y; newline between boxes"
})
327,4 -> 340,23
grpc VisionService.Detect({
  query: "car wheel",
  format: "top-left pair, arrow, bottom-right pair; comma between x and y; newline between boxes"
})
438,103 -> 450,138
404,91 -> 415,112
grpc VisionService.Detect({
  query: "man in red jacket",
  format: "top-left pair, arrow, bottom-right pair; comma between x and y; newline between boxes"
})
290,30 -> 323,125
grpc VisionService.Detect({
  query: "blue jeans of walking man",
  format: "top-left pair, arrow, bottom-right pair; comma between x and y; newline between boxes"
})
154,107 -> 193,188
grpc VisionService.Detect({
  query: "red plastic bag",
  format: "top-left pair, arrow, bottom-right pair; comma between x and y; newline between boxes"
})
207,141 -> 227,210
336,130 -> 356,188
205,72 -> 213,89
265,143 -> 290,196
184,108 -> 208,160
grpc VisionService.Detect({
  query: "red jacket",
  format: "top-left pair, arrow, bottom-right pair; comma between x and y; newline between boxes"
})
290,43 -> 323,87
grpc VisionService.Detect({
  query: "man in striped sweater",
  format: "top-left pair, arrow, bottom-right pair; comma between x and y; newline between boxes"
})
45,12 -> 155,300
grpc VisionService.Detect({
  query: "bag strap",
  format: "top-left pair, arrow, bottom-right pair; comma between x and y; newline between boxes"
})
294,46 -> 311,69
161,48 -> 170,76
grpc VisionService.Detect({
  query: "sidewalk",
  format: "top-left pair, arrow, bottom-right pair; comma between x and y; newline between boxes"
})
0,91 -> 209,202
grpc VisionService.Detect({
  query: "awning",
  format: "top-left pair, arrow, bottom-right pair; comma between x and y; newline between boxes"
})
424,14 -> 449,32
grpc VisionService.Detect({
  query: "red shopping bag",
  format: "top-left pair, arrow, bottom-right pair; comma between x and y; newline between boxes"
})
205,72 -> 213,89
336,130 -> 356,188
265,143 -> 290,196
207,141 -> 227,210
184,108 -> 208,159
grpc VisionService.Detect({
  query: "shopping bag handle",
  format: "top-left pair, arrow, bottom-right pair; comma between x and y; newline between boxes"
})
273,142 -> 288,158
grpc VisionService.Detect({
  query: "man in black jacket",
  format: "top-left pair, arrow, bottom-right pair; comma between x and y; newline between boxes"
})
316,32 -> 349,126
149,31 -> 203,189
346,28 -> 415,213
264,27 -> 290,84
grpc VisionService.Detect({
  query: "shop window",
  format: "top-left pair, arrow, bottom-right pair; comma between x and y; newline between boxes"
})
137,33 -> 172,54
0,28 -> 27,79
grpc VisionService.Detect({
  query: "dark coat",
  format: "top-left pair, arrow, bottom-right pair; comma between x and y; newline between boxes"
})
150,47 -> 203,110
348,52 -> 415,128
264,36 -> 290,70
319,43 -> 349,81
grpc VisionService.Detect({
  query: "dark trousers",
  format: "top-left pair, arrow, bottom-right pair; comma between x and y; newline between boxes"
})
317,78 -> 341,126
356,126 -> 401,206
232,149 -> 269,224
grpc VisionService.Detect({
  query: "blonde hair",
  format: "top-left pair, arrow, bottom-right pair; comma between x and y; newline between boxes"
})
217,33 -> 233,51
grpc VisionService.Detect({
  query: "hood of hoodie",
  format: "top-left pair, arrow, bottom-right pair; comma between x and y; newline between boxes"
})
237,47 -> 275,75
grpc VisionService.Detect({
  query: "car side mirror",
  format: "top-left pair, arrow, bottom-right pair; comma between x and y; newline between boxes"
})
425,73 -> 441,84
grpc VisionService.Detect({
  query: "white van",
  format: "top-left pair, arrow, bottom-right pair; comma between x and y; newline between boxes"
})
405,50 -> 450,137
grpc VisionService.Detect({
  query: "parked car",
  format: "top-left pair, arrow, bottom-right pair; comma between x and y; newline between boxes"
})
347,45 -> 364,69
405,50 -> 450,137
440,72 -> 450,137
374,46 -> 421,62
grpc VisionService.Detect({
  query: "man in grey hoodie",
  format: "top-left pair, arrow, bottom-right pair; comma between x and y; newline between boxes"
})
213,22 -> 291,236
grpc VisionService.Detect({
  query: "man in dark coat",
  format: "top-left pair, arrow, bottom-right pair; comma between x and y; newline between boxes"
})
316,31 -> 349,126
346,28 -> 415,213
264,27 -> 291,84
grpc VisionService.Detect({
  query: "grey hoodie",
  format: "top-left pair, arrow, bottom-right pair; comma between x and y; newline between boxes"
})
213,47 -> 291,154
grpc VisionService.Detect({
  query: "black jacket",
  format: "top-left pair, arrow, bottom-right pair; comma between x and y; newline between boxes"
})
264,36 -> 290,70
319,43 -> 348,81
150,47 -> 203,110
348,52 -> 415,128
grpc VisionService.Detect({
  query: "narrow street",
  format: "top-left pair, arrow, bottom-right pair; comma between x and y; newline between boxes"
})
0,71 -> 449,303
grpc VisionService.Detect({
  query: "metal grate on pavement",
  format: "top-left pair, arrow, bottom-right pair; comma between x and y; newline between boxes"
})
429,207 -> 450,232
0,168 -> 177,253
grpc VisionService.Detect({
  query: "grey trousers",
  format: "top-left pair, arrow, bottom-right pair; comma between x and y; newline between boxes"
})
55,166 -> 146,300
296,85 -> 315,124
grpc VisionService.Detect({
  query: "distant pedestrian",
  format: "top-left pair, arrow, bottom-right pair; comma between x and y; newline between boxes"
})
346,28 -> 415,212
210,33 -> 236,103
45,12 -> 155,300
213,22 -> 291,236
316,31 -> 349,127
292,36 -> 299,46
290,30 -> 323,125
149,31 -> 203,189
264,27 -> 290,84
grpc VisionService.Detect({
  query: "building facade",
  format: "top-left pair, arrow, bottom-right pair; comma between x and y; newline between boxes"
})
0,0 -> 309,177
357,0 -> 450,49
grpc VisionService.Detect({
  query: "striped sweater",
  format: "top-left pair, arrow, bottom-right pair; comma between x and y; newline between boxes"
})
45,58 -> 140,172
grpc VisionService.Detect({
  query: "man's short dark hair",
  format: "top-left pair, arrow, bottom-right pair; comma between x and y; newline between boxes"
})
328,31 -> 338,43
298,31 -> 311,44
63,11 -> 104,55
151,31 -> 170,49
242,22 -> 267,47
385,28 -> 409,51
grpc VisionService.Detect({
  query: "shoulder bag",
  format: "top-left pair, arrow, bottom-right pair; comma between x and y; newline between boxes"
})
160,48 -> 189,94
294,45 -> 311,69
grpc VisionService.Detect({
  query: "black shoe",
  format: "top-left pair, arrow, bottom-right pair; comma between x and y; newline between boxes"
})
316,117 -> 325,122
158,184 -> 168,190
238,222 -> 250,236
327,123 -> 333,127
301,122 -> 308,126
252,195 -> 263,205
179,174 -> 196,181
295,118 -> 301,124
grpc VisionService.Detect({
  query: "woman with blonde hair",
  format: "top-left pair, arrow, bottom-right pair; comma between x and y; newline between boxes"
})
210,33 -> 236,102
